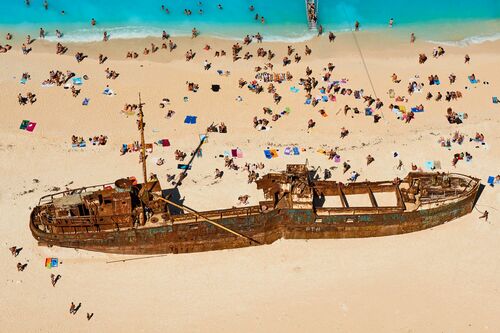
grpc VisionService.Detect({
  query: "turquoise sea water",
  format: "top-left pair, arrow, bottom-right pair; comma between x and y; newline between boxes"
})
1,0 -> 499,43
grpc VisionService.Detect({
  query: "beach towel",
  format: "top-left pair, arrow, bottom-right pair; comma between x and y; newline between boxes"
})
270,149 -> 278,158
20,120 -> 30,130
493,97 -> 498,104
231,149 -> 238,157
26,122 -> 37,132
334,155 -> 341,163
330,95 -> 336,102
45,257 -> 58,268
199,134 -> 208,143
292,147 -> 300,155
424,161 -> 435,170
41,82 -> 54,88
72,77 -> 83,85
223,150 -> 230,157
411,107 -> 424,113
320,89 -> 325,94
468,76 -> 478,84
82,98 -> 89,106
196,149 -> 203,158
365,108 -> 373,116
487,176 -> 495,185
184,116 -> 197,124
457,112 -> 465,121
435,80 -> 440,85
20,78 -> 27,85
177,164 -> 192,170
434,160 -> 441,169
322,95 -> 328,102
264,150 -> 272,159
305,99 -> 311,105
399,106 -> 406,112
284,147 -> 292,155
290,86 -> 300,93
79,142 -> 86,148
183,96 -> 189,102
122,144 -> 128,152
237,148 -> 243,158
161,139 -> 170,147
217,70 -> 223,75
103,87 -> 113,95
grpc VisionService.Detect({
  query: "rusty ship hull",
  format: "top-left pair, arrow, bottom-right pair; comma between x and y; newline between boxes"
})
30,167 -> 480,255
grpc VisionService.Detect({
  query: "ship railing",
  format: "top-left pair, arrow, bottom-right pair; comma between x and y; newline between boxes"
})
315,206 -> 404,216
38,182 -> 116,205
172,205 -> 261,223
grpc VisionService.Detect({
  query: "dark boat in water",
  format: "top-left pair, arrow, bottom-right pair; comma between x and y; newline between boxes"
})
30,97 -> 481,255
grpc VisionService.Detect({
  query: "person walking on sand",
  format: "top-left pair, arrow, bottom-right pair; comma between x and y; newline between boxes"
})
479,210 -> 489,222
355,21 -> 360,31
465,54 -> 470,64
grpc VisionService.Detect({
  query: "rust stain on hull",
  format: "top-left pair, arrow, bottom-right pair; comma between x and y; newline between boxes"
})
30,166 -> 480,255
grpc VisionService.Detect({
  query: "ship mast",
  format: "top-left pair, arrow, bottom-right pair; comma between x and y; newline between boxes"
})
138,93 -> 148,184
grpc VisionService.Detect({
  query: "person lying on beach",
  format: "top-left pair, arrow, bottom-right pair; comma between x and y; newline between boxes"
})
215,168 -> 224,179
175,150 -> 187,161
56,43 -> 67,55
17,262 -> 27,271
238,195 -> 250,205
418,53 -> 427,64
75,52 -> 87,63
105,68 -> 119,79
9,246 -> 21,257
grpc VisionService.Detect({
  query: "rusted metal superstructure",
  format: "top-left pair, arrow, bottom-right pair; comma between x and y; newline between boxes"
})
30,164 -> 480,254
30,95 -> 481,255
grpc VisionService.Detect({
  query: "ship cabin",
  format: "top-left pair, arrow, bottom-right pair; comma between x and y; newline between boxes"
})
33,179 -> 164,234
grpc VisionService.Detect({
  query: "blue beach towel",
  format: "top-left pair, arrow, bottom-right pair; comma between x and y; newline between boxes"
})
184,116 -> 197,124
292,147 -> 300,155
435,80 -> 440,85
264,150 -> 273,159
411,107 -> 425,113
305,99 -> 311,105
82,98 -> 89,106
365,108 -> 373,116
424,161 -> 434,170
468,77 -> 478,84
177,164 -> 192,170
20,78 -> 27,84
322,95 -> 328,102
487,176 -> 495,185
73,77 -> 83,85
493,97 -> 498,104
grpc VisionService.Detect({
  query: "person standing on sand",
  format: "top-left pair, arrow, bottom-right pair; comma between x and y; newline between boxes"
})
465,54 -> 470,64
410,33 -> 415,43
355,21 -> 360,31
69,302 -> 76,314
318,25 -> 323,36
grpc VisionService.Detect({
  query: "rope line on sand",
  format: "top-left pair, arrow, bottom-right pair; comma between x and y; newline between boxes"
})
340,7 -> 385,120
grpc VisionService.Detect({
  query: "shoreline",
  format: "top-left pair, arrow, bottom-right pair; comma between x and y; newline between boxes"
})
1,18 -> 499,44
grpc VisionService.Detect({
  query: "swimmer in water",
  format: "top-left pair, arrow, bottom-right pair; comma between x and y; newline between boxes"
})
249,5 -> 254,11
43,0 -> 48,10
91,18 -> 96,26
261,16 -> 265,24
61,10 -> 65,15
218,4 -> 223,10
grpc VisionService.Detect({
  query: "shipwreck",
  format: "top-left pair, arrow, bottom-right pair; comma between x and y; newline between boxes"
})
30,96 -> 481,255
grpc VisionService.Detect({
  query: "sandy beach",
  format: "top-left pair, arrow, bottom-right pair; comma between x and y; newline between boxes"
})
1,29 -> 499,332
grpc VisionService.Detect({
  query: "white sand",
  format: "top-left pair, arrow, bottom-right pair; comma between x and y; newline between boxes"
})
1,31 -> 499,332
